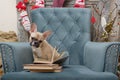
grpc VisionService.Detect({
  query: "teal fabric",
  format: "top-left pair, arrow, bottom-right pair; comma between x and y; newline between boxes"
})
1,65 -> 118,80
31,8 -> 91,65
0,42 -> 33,72
84,42 -> 120,72
56,51 -> 70,65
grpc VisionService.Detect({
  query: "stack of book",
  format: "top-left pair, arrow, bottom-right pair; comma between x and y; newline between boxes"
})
23,63 -> 62,72
23,48 -> 68,72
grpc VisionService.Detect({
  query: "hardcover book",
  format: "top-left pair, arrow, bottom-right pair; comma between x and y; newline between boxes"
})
23,64 -> 62,72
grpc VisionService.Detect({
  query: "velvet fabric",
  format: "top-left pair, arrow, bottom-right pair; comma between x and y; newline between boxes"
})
1,65 -> 118,80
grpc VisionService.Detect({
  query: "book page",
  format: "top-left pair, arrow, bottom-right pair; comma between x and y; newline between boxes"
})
34,47 -> 56,64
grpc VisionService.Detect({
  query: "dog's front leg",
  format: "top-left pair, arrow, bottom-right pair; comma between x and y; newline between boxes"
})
33,51 -> 41,61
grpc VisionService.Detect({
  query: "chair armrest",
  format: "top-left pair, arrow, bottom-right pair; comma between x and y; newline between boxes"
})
84,41 -> 120,73
0,42 -> 33,73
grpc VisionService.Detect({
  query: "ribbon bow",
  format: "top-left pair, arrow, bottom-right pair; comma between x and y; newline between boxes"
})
16,1 -> 26,11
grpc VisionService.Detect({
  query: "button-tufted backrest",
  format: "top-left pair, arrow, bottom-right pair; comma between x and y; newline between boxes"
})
31,8 -> 91,65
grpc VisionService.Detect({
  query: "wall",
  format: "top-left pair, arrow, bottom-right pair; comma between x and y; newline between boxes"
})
0,0 -> 17,33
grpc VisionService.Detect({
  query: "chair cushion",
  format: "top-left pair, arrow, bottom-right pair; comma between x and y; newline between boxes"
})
1,65 -> 118,80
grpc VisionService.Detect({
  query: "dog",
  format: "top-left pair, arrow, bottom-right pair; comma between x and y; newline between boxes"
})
29,23 -> 62,63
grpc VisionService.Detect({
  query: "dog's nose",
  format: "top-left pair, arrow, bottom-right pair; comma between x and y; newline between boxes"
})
34,42 -> 38,45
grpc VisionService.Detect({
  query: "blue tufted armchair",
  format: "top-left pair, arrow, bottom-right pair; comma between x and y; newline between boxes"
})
0,8 -> 120,80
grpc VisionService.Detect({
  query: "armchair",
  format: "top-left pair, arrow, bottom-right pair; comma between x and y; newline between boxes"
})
0,8 -> 120,80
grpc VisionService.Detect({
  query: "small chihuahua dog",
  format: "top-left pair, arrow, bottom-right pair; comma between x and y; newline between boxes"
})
29,23 -> 62,63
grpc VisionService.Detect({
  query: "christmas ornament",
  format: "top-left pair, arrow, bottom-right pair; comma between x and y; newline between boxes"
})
101,16 -> 107,33
91,16 -> 96,24
91,11 -> 96,24
31,0 -> 45,10
16,1 -> 26,11
23,0 -> 29,4
74,0 -> 85,8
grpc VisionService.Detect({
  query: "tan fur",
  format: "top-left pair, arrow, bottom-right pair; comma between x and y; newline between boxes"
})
29,23 -> 61,62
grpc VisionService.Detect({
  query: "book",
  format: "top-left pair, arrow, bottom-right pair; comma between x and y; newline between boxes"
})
23,64 -> 60,69
23,48 -> 68,72
23,64 -> 62,72
33,48 -> 69,65
27,68 -> 62,72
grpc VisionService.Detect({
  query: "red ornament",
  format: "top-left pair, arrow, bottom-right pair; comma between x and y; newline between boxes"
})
41,0 -> 44,4
79,0 -> 84,2
16,1 -> 26,11
31,0 -> 45,10
74,3 -> 85,8
74,0 -> 85,8
91,16 -> 96,24
74,4 -> 80,8
23,0 -> 29,4
31,5 -> 40,9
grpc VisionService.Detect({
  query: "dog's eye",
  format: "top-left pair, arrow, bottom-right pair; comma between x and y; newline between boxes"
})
31,37 -> 37,40
31,37 -> 34,40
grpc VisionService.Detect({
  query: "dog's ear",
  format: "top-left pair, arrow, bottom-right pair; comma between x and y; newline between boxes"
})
43,30 -> 52,40
29,23 -> 37,34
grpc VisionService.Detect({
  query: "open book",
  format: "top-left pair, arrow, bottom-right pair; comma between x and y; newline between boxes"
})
23,48 -> 68,72
33,48 -> 69,65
